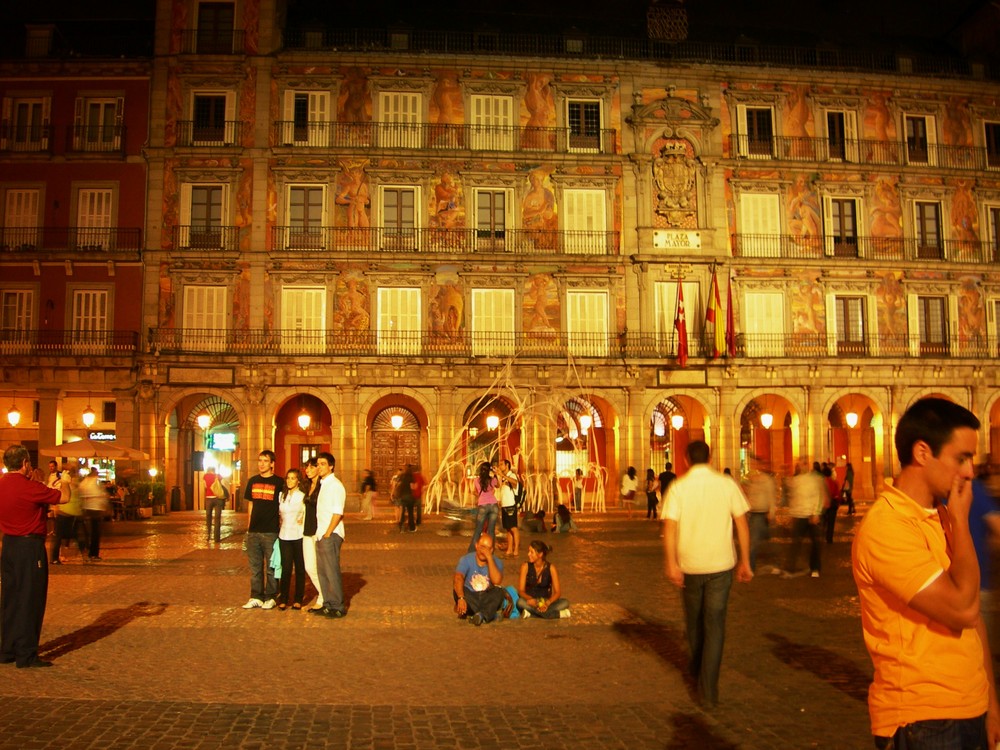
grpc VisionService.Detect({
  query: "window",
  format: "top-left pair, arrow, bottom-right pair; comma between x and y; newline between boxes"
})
909,295 -> 949,356
475,189 -> 507,250
71,289 -> 109,351
182,285 -> 227,351
743,291 -> 784,357
286,186 -> 325,249
736,105 -> 774,158
738,192 -> 782,257
2,189 -> 39,250
828,295 -> 867,355
281,287 -> 326,354
825,110 -> 858,162
179,185 -> 226,249
378,92 -> 420,149
566,290 -> 608,357
191,92 -> 234,145
987,205 -> 1000,262
824,197 -> 859,257
0,289 -> 34,351
471,288 -> 514,356
914,201 -> 942,259
102,401 -> 116,423
986,122 -> 1000,169
905,114 -> 937,165
381,187 -> 416,247
654,281 -> 701,354
567,100 -> 601,152
563,189 -> 607,254
377,287 -> 421,355
72,97 -> 123,151
470,95 -> 513,151
76,189 -> 113,250
197,2 -> 236,53
280,91 -> 330,146
1,96 -> 50,151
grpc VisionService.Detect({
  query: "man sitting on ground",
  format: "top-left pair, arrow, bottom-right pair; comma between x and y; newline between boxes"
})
453,535 -> 505,626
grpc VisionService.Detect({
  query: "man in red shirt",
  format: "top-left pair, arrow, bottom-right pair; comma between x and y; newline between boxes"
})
0,445 -> 70,668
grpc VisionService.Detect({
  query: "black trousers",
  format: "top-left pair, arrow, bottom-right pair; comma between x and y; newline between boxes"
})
0,535 -> 48,666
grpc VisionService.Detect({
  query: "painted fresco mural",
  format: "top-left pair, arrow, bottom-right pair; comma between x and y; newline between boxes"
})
521,167 -> 557,249
334,160 -> 371,242
874,271 -> 906,340
429,170 -> 465,232
786,173 -> 821,251
332,273 -> 371,333
789,270 -> 824,336
429,279 -> 465,345
521,73 -> 555,149
523,273 -> 559,336
957,275 -> 986,345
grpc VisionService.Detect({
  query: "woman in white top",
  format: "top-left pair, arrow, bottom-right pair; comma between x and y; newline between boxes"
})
620,466 -> 639,519
277,468 -> 306,610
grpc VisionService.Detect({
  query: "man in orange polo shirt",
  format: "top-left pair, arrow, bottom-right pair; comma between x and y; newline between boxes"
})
853,398 -> 1000,748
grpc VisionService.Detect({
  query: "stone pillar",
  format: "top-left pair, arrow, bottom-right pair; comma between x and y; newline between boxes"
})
35,389 -> 64,455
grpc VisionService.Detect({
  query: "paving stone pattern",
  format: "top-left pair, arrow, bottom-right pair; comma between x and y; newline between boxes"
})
0,508 -> 885,748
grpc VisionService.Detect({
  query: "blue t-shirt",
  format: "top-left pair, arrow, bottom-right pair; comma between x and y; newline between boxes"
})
455,551 -> 503,592
970,479 -> 999,591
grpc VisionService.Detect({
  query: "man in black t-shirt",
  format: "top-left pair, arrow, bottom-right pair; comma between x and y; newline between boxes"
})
659,462 -> 677,506
241,450 -> 284,610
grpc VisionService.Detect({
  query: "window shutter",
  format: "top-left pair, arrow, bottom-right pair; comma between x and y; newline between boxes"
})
866,296 -> 880,356
0,98 -> 9,149
843,111 -> 859,162
739,193 -> 781,257
906,293 -> 919,357
40,97 -> 50,149
825,293 -> 837,355
736,103 -> 748,156
948,294 -> 959,356
925,115 -> 938,167
822,195 -> 834,256
282,90 -> 295,144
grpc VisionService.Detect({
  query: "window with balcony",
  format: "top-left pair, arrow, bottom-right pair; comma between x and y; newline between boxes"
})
281,287 -> 326,354
655,281 -> 701,353
472,288 -> 514,356
182,285 -> 227,351
1,96 -> 50,151
280,91 -> 330,146
179,184 -> 227,249
910,295 -> 949,356
824,196 -> 859,257
825,110 -> 858,162
743,291 -> 784,357
381,187 -> 417,248
71,289 -> 109,351
736,105 -> 774,158
566,290 -> 608,357
567,100 -> 601,152
475,189 -> 507,250
987,205 -> 1000,262
377,287 -> 421,355
191,92 -> 235,145
2,189 -> 39,250
738,192 -> 782,257
470,95 -> 513,151
914,201 -> 942,258
286,186 -> 325,249
378,92 -> 420,148
905,114 -> 937,165
72,97 -> 123,152
986,122 -> 1000,169
828,295 -> 867,355
197,2 -> 236,54
0,289 -> 34,352
76,188 -> 113,250
563,189 -> 607,254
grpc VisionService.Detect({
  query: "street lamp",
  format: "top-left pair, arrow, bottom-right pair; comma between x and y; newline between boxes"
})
845,411 -> 859,429
196,413 -> 211,431
486,414 -> 499,432
760,412 -> 774,429
579,413 -> 592,435
297,410 -> 312,430
390,413 -> 404,430
82,394 -> 96,428
6,392 -> 20,428
148,467 -> 158,479
670,414 -> 685,431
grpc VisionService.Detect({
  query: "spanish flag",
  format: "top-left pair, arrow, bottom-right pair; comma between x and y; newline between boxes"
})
706,270 -> 725,359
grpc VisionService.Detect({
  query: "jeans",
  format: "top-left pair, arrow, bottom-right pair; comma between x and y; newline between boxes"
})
84,510 -> 103,558
823,498 -> 840,544
747,512 -> 770,572
873,713 -> 987,749
516,596 -> 569,619
574,488 -> 582,513
245,532 -> 278,601
399,497 -> 416,531
205,496 -> 226,541
50,515 -> 87,562
278,538 -> 305,605
456,586 -> 506,622
302,534 -> 322,606
786,517 -> 821,573
646,492 -> 659,519
316,533 -> 345,614
468,503 -> 499,552
682,569 -> 733,707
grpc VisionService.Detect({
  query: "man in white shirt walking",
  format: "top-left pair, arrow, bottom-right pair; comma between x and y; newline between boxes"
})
311,452 -> 347,619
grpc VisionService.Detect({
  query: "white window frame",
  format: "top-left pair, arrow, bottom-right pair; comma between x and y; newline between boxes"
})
179,183 -> 230,249
470,94 -> 514,151
377,287 -> 421,355
471,288 -> 515,356
284,184 -> 327,250
822,195 -> 863,257
903,113 -> 938,166
823,108 -> 859,163
566,289 -> 608,357
735,104 -> 775,159
2,188 -> 40,250
907,293 -> 956,357
738,192 -> 782,257
824,293 -> 877,356
984,203 -> 1000,262
379,185 -> 420,249
281,286 -> 326,354
566,98 -> 603,153
0,288 -> 35,352
1,96 -> 50,151
73,96 -> 123,151
562,188 -> 607,254
190,90 -> 236,146
280,90 -> 331,146
182,285 -> 228,352
743,290 -> 785,357
75,187 -> 114,251
913,200 -> 943,259
473,187 -> 511,252
989,297 -> 1000,358
377,91 -> 421,149
985,121 -> 1000,170
70,287 -> 110,353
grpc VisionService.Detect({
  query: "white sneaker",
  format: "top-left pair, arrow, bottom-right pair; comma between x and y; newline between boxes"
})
521,610 -> 531,619
559,609 -> 572,619
242,598 -> 263,609
810,571 -> 820,578
261,599 -> 277,610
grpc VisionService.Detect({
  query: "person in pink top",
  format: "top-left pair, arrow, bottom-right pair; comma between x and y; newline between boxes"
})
467,461 -> 499,553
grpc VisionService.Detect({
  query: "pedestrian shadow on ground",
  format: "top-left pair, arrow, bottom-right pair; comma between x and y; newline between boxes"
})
343,572 -> 366,607
664,712 -> 741,750
765,632 -> 871,702
39,601 -> 168,661
613,611 -> 696,699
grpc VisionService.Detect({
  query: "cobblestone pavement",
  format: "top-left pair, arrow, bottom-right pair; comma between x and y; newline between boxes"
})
0,507 -> 889,749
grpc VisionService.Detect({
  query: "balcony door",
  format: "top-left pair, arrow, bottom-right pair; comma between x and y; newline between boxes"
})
72,289 -> 109,352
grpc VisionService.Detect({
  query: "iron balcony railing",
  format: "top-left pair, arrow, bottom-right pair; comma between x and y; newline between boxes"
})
172,225 -> 241,252
176,28 -> 247,55
0,122 -> 52,153
66,124 -> 126,155
272,120 -> 617,154
174,120 -> 243,147
0,226 -> 143,254
729,134 -> 1000,171
733,233 -> 999,264
0,329 -> 139,355
269,225 -> 617,255
147,328 -> 998,361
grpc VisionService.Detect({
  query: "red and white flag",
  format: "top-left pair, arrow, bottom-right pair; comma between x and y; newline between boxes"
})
674,282 -> 688,368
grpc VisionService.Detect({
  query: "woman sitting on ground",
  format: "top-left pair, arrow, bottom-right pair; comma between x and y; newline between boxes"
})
551,503 -> 577,533
516,540 -> 570,619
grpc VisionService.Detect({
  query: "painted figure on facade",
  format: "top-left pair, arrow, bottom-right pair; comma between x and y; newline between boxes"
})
333,275 -> 370,334
951,180 -> 979,248
524,273 -> 558,336
874,271 -> 906,340
430,283 -> 464,344
521,168 -> 557,249
783,85 -> 814,158
521,73 -> 554,150
431,172 -> 464,231
789,270 -> 823,336
869,177 -> 903,248
787,174 -> 822,250
957,276 -> 986,345
429,73 -> 463,147
335,161 -> 370,242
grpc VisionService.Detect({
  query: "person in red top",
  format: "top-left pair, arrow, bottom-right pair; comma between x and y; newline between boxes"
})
0,444 -> 70,668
